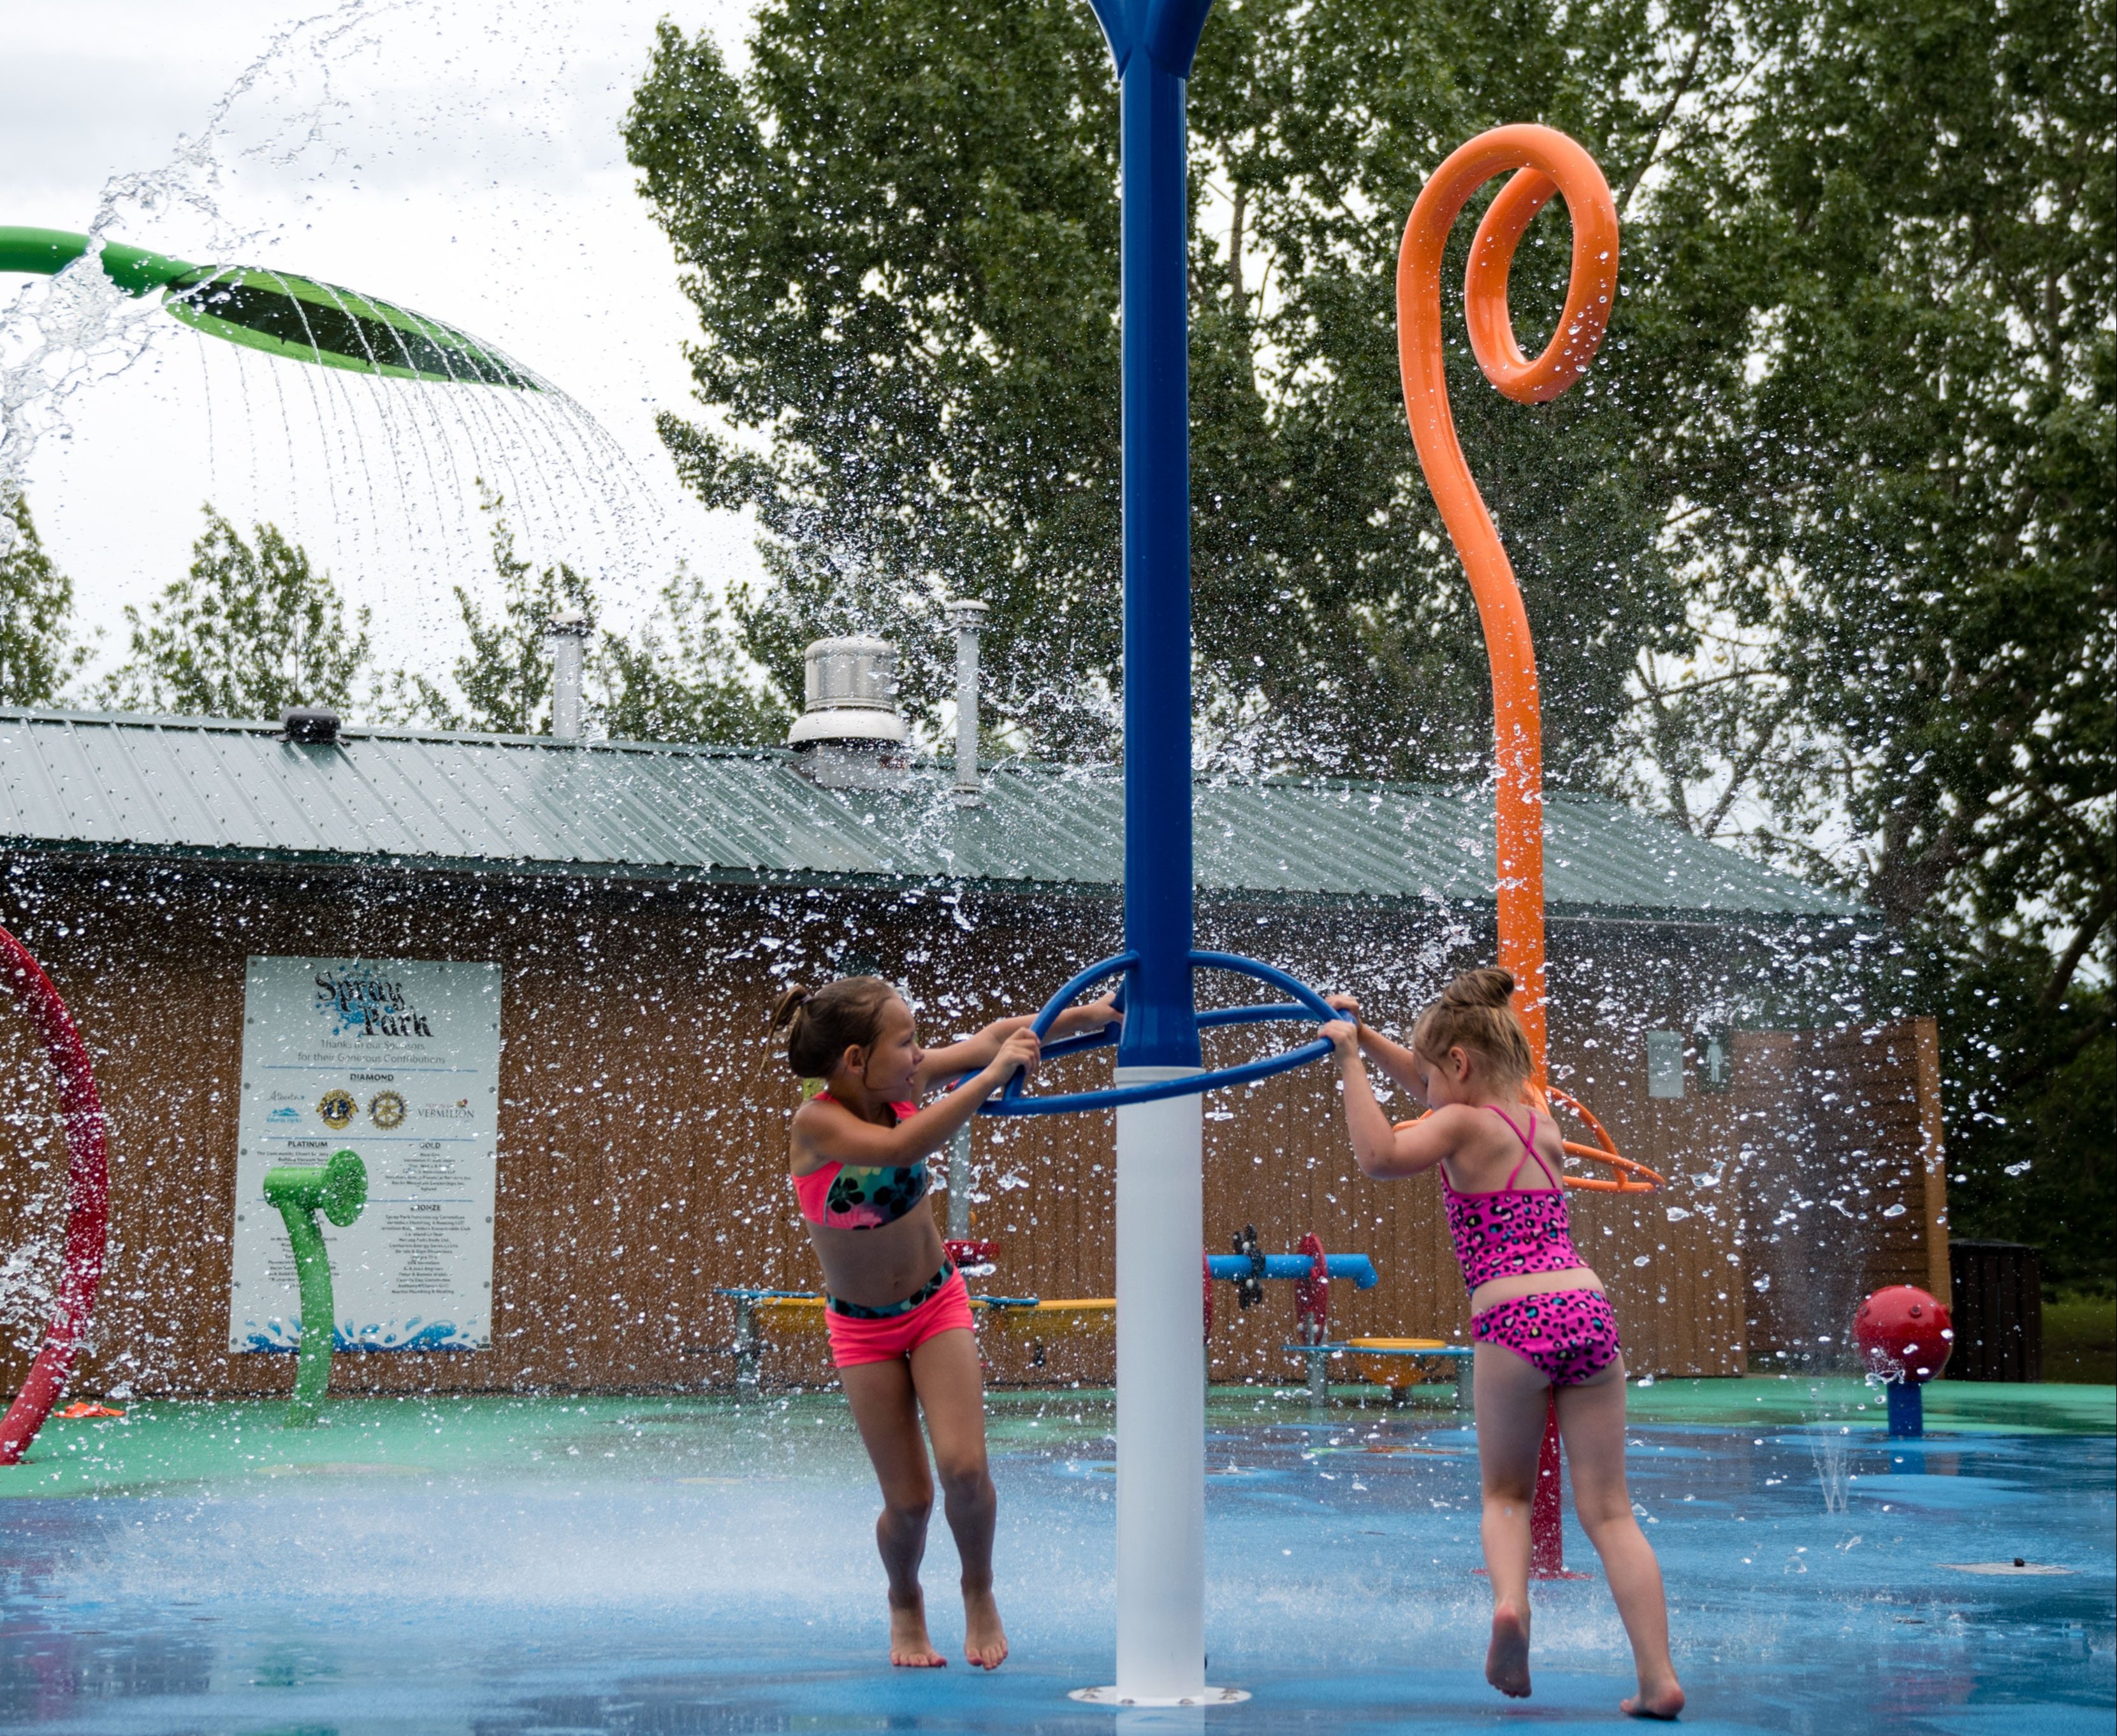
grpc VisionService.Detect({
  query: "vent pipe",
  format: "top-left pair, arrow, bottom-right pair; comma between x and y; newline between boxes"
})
281,705 -> 341,745
546,609 -> 590,741
949,599 -> 988,804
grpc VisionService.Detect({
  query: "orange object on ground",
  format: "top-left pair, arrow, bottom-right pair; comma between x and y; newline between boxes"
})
1344,1337 -> 1451,1389
1396,124 -> 1620,1085
55,1401 -> 123,1419
1539,1087 -> 1664,1193
1398,131 -> 1641,1584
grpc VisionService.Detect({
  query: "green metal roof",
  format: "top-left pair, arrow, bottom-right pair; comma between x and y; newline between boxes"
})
0,709 -> 1859,919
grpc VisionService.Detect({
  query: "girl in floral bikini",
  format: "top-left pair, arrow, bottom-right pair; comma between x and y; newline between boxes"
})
1321,968 -> 1684,1720
769,976 -> 1119,1672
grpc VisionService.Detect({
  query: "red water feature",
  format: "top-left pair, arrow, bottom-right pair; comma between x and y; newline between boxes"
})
0,925 -> 110,1465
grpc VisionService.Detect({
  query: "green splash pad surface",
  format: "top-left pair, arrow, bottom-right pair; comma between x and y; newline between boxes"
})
1,1376 -> 2107,1501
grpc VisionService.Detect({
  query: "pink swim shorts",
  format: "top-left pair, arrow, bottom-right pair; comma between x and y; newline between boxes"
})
825,1267 -> 975,1368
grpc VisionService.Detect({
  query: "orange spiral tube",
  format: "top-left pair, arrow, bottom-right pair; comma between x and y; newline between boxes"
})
1396,125 -> 1619,1083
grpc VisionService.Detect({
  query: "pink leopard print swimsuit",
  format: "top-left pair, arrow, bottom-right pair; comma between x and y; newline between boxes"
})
1445,1105 -> 1622,1387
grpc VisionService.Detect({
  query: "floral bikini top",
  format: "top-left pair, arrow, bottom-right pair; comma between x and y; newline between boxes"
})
1441,1105 -> 1586,1292
791,1092 -> 929,1229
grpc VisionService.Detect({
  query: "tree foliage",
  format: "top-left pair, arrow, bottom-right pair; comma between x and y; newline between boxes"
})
1637,0 -> 2112,960
384,491 -> 788,744
1627,0 -> 2114,1286
384,496 -> 596,735
624,0 -> 1725,776
599,570 -> 791,747
627,0 -> 1124,755
632,0 -> 2113,1285
96,507 -> 372,721
0,495 -> 89,707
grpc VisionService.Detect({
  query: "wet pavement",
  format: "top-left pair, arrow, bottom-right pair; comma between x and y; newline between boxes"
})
0,1386 -> 2109,1733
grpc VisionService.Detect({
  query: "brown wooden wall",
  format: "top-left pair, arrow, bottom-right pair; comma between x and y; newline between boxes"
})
1735,1021 -> 1949,1367
0,855 -> 1938,1399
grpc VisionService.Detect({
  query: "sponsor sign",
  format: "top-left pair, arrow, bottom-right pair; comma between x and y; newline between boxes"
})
1645,1029 -> 1685,1099
229,957 -> 502,1353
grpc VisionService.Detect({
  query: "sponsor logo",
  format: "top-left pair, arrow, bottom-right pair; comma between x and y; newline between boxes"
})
267,1106 -> 303,1124
368,1090 -> 407,1131
312,967 -> 433,1039
316,1088 -> 357,1131
416,1099 -> 476,1122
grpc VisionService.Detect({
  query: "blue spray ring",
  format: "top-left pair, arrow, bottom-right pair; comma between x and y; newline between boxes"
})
980,951 -> 1341,1117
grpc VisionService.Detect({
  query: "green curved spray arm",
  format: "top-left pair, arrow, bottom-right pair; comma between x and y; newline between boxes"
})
263,1148 -> 368,1428
0,226 -> 539,389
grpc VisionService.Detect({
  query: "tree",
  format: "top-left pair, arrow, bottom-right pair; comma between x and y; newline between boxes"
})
1626,0 -> 2114,1289
96,508 -> 371,720
599,570 -> 790,746
386,491 -> 787,744
0,495 -> 89,707
626,0 -> 1124,756
382,495 -> 595,735
624,0 -> 1728,778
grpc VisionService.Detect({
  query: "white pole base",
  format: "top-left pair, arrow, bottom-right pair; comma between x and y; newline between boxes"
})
1105,1073 -> 1217,1705
1069,1686 -> 1252,1706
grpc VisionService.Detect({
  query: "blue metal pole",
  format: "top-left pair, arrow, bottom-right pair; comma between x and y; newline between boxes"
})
1073,3 -> 1228,1711
1885,1380 -> 1924,1438
1088,0 -> 1213,1072
992,6 -> 1336,1122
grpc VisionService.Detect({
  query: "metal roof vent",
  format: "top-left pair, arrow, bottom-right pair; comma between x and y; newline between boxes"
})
281,705 -> 341,745
789,635 -> 910,789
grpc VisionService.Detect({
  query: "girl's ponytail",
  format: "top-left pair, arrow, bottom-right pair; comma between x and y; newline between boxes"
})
769,976 -> 899,1079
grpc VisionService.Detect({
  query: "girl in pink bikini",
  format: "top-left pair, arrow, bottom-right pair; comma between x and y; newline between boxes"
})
769,976 -> 1119,1672
1321,968 -> 1684,1721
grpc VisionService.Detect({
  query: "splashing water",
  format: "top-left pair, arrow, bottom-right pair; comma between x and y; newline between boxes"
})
1808,1424 -> 1853,1515
1,1 -> 697,642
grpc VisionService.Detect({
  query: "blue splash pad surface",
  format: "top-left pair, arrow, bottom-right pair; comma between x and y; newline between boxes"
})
0,1392 -> 2109,1733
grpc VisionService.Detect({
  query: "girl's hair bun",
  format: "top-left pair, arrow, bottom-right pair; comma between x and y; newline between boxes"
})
1412,966 -> 1532,1082
1441,967 -> 1516,1010
768,983 -> 813,1033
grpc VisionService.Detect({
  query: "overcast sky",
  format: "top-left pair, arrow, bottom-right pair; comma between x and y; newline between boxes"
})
2,0 -> 764,689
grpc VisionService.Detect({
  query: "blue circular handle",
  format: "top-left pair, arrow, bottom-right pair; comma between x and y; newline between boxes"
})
994,953 -> 1136,1106
983,950 -> 1346,1118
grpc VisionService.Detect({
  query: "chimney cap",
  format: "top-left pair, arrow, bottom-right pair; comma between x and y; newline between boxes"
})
281,705 -> 341,745
789,636 -> 907,749
545,608 -> 592,638
947,598 -> 989,626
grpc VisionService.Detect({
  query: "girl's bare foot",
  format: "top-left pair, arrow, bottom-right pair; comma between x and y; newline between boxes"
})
889,1596 -> 946,1668
1621,1675 -> 1685,1719
1485,1602 -> 1531,1698
963,1586 -> 1009,1669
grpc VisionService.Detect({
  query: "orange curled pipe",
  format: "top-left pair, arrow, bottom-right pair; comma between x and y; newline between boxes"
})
1540,1086 -> 1663,1193
1396,124 -> 1619,1084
